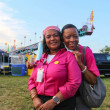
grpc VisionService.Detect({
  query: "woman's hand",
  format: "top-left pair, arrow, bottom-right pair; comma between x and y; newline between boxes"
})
26,61 -> 37,69
38,99 -> 57,110
72,51 -> 82,65
33,97 -> 43,110
73,51 -> 97,84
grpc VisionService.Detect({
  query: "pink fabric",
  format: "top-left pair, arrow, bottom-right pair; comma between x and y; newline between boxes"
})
28,48 -> 81,99
79,45 -> 100,76
43,26 -> 60,37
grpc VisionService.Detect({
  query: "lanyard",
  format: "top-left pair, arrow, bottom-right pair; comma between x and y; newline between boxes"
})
43,58 -> 46,65
41,58 -> 46,69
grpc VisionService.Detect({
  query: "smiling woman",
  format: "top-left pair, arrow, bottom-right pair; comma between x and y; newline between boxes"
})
43,26 -> 64,54
28,26 -> 81,110
61,24 -> 101,110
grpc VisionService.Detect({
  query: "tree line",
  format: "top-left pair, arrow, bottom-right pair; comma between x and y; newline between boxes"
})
100,45 -> 110,54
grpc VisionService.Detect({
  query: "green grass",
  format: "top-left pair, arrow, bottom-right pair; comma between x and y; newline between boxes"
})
92,77 -> 110,110
0,75 -> 33,110
0,75 -> 110,110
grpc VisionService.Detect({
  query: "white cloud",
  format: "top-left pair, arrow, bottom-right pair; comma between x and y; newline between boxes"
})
0,2 -> 27,50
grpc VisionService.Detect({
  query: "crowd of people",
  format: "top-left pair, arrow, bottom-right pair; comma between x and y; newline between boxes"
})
27,24 -> 100,110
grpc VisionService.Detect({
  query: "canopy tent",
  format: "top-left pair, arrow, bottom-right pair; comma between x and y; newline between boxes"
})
0,50 -> 9,75
0,50 -> 4,55
0,50 -> 9,56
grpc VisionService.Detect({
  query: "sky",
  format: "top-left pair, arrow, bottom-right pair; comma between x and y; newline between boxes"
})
0,0 -> 110,53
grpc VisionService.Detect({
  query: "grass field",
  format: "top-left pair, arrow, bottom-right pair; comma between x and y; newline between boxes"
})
0,75 -> 110,110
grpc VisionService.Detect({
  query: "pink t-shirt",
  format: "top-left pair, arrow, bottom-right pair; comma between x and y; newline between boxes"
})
28,48 -> 81,99
79,45 -> 100,76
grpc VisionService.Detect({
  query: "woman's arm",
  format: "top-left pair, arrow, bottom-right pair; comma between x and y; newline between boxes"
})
78,62 -> 97,84
30,88 -> 43,110
28,69 -> 36,91
59,52 -> 81,99
28,67 -> 43,110
38,91 -> 64,110
74,48 -> 99,84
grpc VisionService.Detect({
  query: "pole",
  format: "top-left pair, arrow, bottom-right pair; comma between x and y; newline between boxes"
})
35,32 -> 36,43
24,36 -> 26,47
3,53 -> 5,75
30,39 -> 31,45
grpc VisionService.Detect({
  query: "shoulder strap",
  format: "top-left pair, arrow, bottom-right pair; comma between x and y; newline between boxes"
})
82,46 -> 87,65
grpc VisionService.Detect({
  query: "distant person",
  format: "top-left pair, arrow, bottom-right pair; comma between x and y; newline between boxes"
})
28,26 -> 81,110
61,24 -> 100,110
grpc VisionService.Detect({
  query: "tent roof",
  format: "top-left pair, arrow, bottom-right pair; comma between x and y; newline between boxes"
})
0,50 -> 9,56
0,50 -> 4,55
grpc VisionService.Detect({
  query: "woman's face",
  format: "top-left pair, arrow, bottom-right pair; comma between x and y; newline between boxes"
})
63,27 -> 79,50
45,29 -> 61,51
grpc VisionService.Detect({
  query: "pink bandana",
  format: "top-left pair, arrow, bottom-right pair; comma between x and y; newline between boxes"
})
43,26 -> 60,37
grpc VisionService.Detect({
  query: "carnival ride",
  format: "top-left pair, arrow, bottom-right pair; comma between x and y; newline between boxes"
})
9,10 -> 94,55
79,10 -> 95,36
9,43 -> 38,55
1,10 -> 95,76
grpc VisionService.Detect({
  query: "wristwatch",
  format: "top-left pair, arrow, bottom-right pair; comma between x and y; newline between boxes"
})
52,96 -> 60,104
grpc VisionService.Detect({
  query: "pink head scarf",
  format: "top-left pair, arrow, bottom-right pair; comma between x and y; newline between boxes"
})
43,26 -> 60,37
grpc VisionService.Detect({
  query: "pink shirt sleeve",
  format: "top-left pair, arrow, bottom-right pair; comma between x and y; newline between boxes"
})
85,47 -> 100,76
28,68 -> 36,92
28,54 -> 45,92
59,52 -> 81,99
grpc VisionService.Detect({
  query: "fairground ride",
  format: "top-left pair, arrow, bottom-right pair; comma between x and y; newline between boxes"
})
9,43 -> 38,55
79,10 -> 95,36
10,11 -> 94,55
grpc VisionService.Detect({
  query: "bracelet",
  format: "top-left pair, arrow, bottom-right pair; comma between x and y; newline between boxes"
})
81,66 -> 87,73
31,93 -> 37,100
30,92 -> 37,97
30,91 -> 37,96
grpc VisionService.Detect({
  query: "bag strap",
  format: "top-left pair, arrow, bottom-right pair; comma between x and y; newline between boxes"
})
82,46 -> 87,65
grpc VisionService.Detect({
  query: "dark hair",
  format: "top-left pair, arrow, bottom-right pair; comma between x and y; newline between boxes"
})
43,31 -> 64,53
61,24 -> 79,35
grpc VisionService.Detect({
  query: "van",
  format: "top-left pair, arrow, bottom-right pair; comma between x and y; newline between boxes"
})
93,53 -> 110,77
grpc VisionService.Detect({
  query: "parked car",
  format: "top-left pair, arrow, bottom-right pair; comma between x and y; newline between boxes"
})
93,53 -> 110,77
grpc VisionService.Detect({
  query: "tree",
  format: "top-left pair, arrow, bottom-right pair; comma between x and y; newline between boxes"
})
100,45 -> 110,54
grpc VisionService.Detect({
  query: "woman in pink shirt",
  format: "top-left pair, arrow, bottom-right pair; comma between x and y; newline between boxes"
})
61,24 -> 100,110
28,26 -> 81,110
